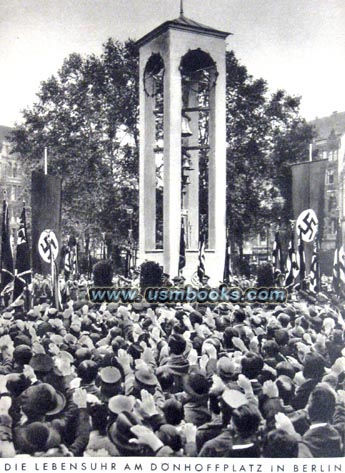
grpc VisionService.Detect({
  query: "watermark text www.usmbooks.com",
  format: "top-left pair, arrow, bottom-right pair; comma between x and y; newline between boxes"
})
88,285 -> 287,304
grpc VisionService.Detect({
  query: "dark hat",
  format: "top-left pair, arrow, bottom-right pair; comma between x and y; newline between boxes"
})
36,322 -> 52,337
107,412 -> 140,453
14,421 -> 61,453
303,352 -> 325,379
13,345 -> 32,365
100,366 -> 122,384
13,334 -> 31,347
189,311 -> 203,325
277,313 -> 291,327
233,308 -> 246,322
127,343 -> 144,360
183,371 -> 210,398
162,398 -> 183,423
168,333 -> 186,354
135,368 -> 158,387
29,353 -> 54,373
6,373 -> 31,397
157,425 -> 182,452
20,383 -> 66,417
309,316 -> 323,331
274,329 -> 289,346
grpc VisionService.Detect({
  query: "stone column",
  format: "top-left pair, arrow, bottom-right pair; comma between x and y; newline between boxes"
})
184,81 -> 199,250
139,53 -> 157,257
163,37 -> 182,278
208,59 -> 226,256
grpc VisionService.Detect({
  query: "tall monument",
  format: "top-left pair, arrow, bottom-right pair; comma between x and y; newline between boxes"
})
137,8 -> 230,284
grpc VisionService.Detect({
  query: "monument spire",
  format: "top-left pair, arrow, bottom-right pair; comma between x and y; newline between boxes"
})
180,0 -> 184,16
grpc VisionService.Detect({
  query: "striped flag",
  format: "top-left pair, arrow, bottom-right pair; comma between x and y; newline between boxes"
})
285,228 -> 299,287
64,246 -> 71,277
297,227 -> 306,289
339,246 -> 345,297
1,200 -> 14,304
272,230 -> 285,274
64,236 -> 78,278
85,234 -> 93,278
223,235 -> 232,283
178,218 -> 186,272
191,271 -> 202,288
309,238 -> 319,293
333,223 -> 345,297
13,205 -> 32,303
197,227 -> 206,282
52,259 -> 62,310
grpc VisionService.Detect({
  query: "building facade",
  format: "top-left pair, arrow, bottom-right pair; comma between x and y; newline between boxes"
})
243,112 -> 345,276
0,126 -> 25,234
310,112 -> 345,249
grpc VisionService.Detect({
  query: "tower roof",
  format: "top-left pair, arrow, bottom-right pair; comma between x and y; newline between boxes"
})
136,14 -> 231,48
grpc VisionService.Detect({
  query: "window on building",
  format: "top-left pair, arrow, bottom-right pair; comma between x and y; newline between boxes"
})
327,170 -> 334,185
259,231 -> 267,243
330,218 -> 337,235
13,164 -> 17,178
328,196 -> 336,212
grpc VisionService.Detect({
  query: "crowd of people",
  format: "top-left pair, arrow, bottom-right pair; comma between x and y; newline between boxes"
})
0,268 -> 344,458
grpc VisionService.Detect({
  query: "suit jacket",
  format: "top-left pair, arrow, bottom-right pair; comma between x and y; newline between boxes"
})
302,424 -> 343,457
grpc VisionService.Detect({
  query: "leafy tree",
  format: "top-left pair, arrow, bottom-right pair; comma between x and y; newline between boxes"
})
10,42 -> 312,267
225,51 -> 314,257
9,39 -> 139,248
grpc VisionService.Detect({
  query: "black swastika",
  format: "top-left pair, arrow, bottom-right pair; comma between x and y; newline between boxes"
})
40,235 -> 57,255
300,213 -> 317,239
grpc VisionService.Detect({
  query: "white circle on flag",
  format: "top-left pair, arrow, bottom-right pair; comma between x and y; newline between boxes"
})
38,230 -> 59,263
296,209 -> 318,242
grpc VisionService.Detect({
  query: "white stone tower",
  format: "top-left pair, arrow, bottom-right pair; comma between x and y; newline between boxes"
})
137,11 -> 230,284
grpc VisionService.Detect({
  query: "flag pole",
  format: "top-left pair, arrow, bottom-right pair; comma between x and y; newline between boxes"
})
44,147 -> 48,175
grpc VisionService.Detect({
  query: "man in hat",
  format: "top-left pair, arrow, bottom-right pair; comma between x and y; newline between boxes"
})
157,334 -> 190,393
172,276 -> 185,288
198,384 -> 261,457
178,370 -> 211,427
99,366 -> 123,401
0,343 -> 13,375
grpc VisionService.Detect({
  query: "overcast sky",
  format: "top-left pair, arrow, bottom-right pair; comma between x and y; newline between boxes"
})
0,0 -> 344,127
